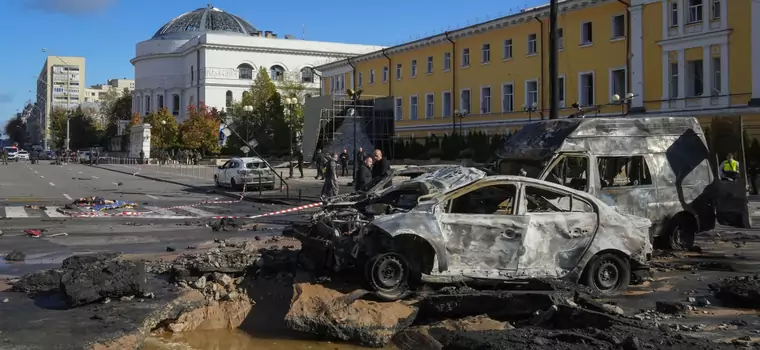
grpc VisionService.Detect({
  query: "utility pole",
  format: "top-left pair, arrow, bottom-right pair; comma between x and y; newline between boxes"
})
548,0 -> 560,120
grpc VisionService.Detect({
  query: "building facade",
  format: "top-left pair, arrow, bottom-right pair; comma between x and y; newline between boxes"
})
313,0 -> 759,139
131,5 -> 384,122
84,78 -> 135,103
30,56 -> 86,149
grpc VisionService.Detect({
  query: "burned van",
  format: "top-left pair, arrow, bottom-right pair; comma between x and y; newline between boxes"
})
496,116 -> 749,250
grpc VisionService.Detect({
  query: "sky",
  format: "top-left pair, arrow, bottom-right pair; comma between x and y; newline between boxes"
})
0,0 -> 545,125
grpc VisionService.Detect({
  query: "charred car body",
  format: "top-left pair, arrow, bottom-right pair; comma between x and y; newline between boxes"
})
495,116 -> 750,250
288,166 -> 653,300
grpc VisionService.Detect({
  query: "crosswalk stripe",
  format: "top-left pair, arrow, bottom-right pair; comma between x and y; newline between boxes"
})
177,206 -> 216,217
44,207 -> 68,218
5,206 -> 29,218
143,206 -> 176,216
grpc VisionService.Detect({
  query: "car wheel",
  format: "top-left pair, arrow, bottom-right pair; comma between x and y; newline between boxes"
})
366,252 -> 412,301
214,175 -> 222,188
667,215 -> 697,250
230,177 -> 238,190
581,253 -> 631,295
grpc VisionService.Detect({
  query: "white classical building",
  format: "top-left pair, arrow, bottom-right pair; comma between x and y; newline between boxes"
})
131,5 -> 383,121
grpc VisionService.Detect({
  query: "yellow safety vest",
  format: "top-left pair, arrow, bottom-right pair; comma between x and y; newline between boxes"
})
722,159 -> 738,172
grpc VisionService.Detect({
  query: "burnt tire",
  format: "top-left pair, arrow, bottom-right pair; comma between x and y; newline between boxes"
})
666,215 -> 697,251
230,178 -> 239,190
214,176 -> 222,188
366,252 -> 412,302
581,253 -> 631,295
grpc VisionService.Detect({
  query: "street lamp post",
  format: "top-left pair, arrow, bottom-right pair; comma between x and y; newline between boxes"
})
523,102 -> 538,121
284,97 -> 298,179
242,105 -> 253,156
454,109 -> 468,135
346,89 -> 363,177
612,93 -> 636,116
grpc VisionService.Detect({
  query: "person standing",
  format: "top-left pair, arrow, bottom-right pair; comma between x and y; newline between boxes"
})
321,152 -> 339,200
371,149 -> 391,188
296,147 -> 304,178
356,147 -> 366,166
721,153 -> 740,181
354,156 -> 373,192
314,149 -> 324,180
339,148 -> 349,177
139,150 -> 145,164
2,148 -> 8,165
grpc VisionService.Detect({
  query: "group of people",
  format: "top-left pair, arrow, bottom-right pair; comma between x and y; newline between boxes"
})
315,147 -> 390,200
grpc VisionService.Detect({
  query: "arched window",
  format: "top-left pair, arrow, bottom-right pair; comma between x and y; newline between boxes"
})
225,91 -> 233,107
270,65 -> 285,82
172,94 -> 180,115
237,63 -> 253,80
300,67 -> 314,83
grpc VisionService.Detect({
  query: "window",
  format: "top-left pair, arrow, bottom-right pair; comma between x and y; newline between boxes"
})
688,0 -> 703,23
425,94 -> 435,119
190,66 -> 194,84
145,96 -> 151,112
427,56 -> 433,73
481,87 -> 492,113
581,22 -> 593,45
369,69 -> 375,84
225,91 -> 233,107
481,44 -> 491,63
358,72 -> 363,86
443,52 -> 451,71
442,91 -> 452,117
687,59 -> 703,96
238,64 -> 254,80
460,89 -> 471,113
410,95 -> 419,120
712,57 -> 721,95
527,34 -> 537,55
526,80 -> 538,108
670,1 -> 679,27
580,73 -> 595,105
158,95 -> 164,109
611,68 -> 626,99
502,83 -> 514,112
462,48 -> 470,67
383,66 -> 388,82
172,94 -> 180,115
525,186 -> 593,213
394,97 -> 402,120
396,64 -> 402,80
557,76 -> 566,105
544,155 -> 589,192
612,15 -> 625,39
411,60 -> 418,77
270,65 -> 285,81
597,156 -> 652,188
557,29 -> 564,50
301,67 -> 314,83
503,39 -> 513,59
449,184 -> 517,215
669,62 -> 679,98
711,0 -> 721,20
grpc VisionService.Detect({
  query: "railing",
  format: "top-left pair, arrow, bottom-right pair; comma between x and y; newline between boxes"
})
102,156 -> 217,181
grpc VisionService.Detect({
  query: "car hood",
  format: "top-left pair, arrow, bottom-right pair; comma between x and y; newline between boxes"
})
399,166 -> 487,195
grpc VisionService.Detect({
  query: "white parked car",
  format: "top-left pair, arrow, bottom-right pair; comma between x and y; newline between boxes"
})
214,157 -> 276,190
15,150 -> 29,161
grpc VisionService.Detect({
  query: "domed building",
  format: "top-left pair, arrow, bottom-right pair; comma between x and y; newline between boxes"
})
131,5 -> 383,121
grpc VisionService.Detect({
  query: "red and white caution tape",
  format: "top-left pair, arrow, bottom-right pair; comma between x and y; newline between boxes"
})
243,202 -> 324,219
163,194 -> 244,210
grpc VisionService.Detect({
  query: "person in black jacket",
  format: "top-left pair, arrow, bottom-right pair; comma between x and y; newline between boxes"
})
354,156 -> 373,191
296,147 -> 304,178
339,148 -> 349,176
371,149 -> 391,188
314,149 -> 324,180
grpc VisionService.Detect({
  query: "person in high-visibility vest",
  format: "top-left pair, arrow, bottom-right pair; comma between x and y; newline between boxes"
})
721,153 -> 740,180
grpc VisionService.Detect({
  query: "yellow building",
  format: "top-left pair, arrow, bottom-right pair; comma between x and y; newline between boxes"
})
312,0 -> 760,141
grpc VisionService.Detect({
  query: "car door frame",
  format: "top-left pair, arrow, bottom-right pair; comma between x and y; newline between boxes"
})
435,178 -> 530,279
539,152 -> 595,195
515,181 -> 600,277
224,160 -> 241,185
218,160 -> 232,183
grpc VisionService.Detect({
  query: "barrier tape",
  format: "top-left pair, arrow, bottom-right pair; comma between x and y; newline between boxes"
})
69,211 -> 143,217
243,202 -> 324,220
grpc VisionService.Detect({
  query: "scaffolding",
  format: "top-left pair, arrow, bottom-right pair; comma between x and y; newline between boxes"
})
316,93 -> 396,161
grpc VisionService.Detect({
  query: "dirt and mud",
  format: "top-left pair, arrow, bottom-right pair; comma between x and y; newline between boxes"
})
3,228 -> 760,349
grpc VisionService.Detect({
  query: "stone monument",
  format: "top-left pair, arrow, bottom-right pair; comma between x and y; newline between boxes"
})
129,123 -> 151,159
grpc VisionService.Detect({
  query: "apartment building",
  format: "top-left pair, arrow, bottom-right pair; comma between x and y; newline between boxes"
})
84,78 -> 135,103
33,56 -> 86,149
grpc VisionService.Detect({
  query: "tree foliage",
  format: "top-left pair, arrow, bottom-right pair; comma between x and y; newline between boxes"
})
48,107 -> 102,150
144,108 -> 179,150
278,72 -> 308,141
4,114 -> 26,147
103,89 -> 133,138
179,103 -> 221,154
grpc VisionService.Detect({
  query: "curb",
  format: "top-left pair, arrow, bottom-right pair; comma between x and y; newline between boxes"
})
89,165 -> 316,206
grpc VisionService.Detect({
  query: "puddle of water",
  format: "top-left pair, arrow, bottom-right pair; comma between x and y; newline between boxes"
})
144,329 -> 396,350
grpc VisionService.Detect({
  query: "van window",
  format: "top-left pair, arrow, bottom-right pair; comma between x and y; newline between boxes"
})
544,155 -> 588,192
525,186 -> 594,213
597,156 -> 652,188
449,184 -> 516,215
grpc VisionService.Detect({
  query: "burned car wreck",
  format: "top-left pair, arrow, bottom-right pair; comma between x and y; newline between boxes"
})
287,166 -> 653,301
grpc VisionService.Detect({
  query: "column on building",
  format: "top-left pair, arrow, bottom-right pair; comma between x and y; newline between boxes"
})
629,3 -> 645,111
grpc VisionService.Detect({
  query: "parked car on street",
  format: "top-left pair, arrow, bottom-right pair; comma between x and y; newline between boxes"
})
15,150 -> 29,161
214,157 -> 276,190
288,165 -> 653,301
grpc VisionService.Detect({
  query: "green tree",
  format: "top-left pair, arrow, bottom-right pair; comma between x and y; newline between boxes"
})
49,108 -> 68,149
68,107 -> 103,150
144,108 -> 179,150
279,72 -> 309,136
104,89 -> 133,138
179,103 -> 221,155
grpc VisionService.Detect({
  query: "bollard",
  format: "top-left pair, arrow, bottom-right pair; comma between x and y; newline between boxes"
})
279,172 -> 283,192
258,173 -> 262,196
298,188 -> 302,203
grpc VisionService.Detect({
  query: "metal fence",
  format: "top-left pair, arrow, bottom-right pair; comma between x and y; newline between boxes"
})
102,157 -> 217,181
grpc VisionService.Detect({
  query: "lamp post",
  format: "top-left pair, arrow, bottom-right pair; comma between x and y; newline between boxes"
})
284,97 -> 298,178
611,93 -> 636,117
454,109 -> 468,136
346,88 -> 363,177
523,102 -> 538,121
242,105 -> 253,156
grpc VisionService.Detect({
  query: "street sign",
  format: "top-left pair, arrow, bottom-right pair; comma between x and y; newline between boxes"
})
240,145 -> 250,154
247,139 -> 258,148
221,128 -> 232,137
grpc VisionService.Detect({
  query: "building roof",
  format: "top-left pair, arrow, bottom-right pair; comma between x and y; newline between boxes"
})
152,4 -> 258,40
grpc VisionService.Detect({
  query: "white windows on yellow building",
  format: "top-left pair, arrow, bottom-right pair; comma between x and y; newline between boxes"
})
609,68 -> 627,102
480,86 -> 492,114
358,72 -> 363,87
580,21 -> 593,46
426,56 -> 433,74
442,91 -> 452,118
502,83 -> 514,113
443,52 -> 451,71
527,34 -> 537,55
425,93 -> 435,119
409,95 -> 419,120
394,97 -> 402,120
411,60 -> 418,77
503,39 -> 513,60
382,66 -> 388,82
461,48 -> 470,67
579,72 -> 595,106
481,44 -> 491,64
369,69 -> 375,84
525,80 -> 539,110
460,89 -> 471,114
396,63 -> 402,80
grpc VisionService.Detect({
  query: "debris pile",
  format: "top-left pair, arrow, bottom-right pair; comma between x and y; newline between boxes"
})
709,275 -> 760,309
66,196 -> 138,211
4,250 -> 25,261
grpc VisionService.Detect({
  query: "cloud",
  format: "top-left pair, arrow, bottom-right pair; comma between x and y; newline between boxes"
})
25,0 -> 117,15
0,93 -> 14,104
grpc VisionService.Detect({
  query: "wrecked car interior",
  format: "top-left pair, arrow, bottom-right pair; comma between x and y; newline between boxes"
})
288,166 -> 653,301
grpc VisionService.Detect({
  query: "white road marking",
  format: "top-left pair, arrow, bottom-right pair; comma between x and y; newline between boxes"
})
4,206 -> 29,218
92,176 -> 98,179
143,206 -> 176,216
78,171 -> 82,174
49,182 -> 55,187
44,207 -> 68,218
68,168 -> 72,171
179,206 -> 216,217
63,193 -> 73,200
112,182 -> 120,186
146,194 -> 159,200
39,175 -> 44,179
33,171 -> 38,174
